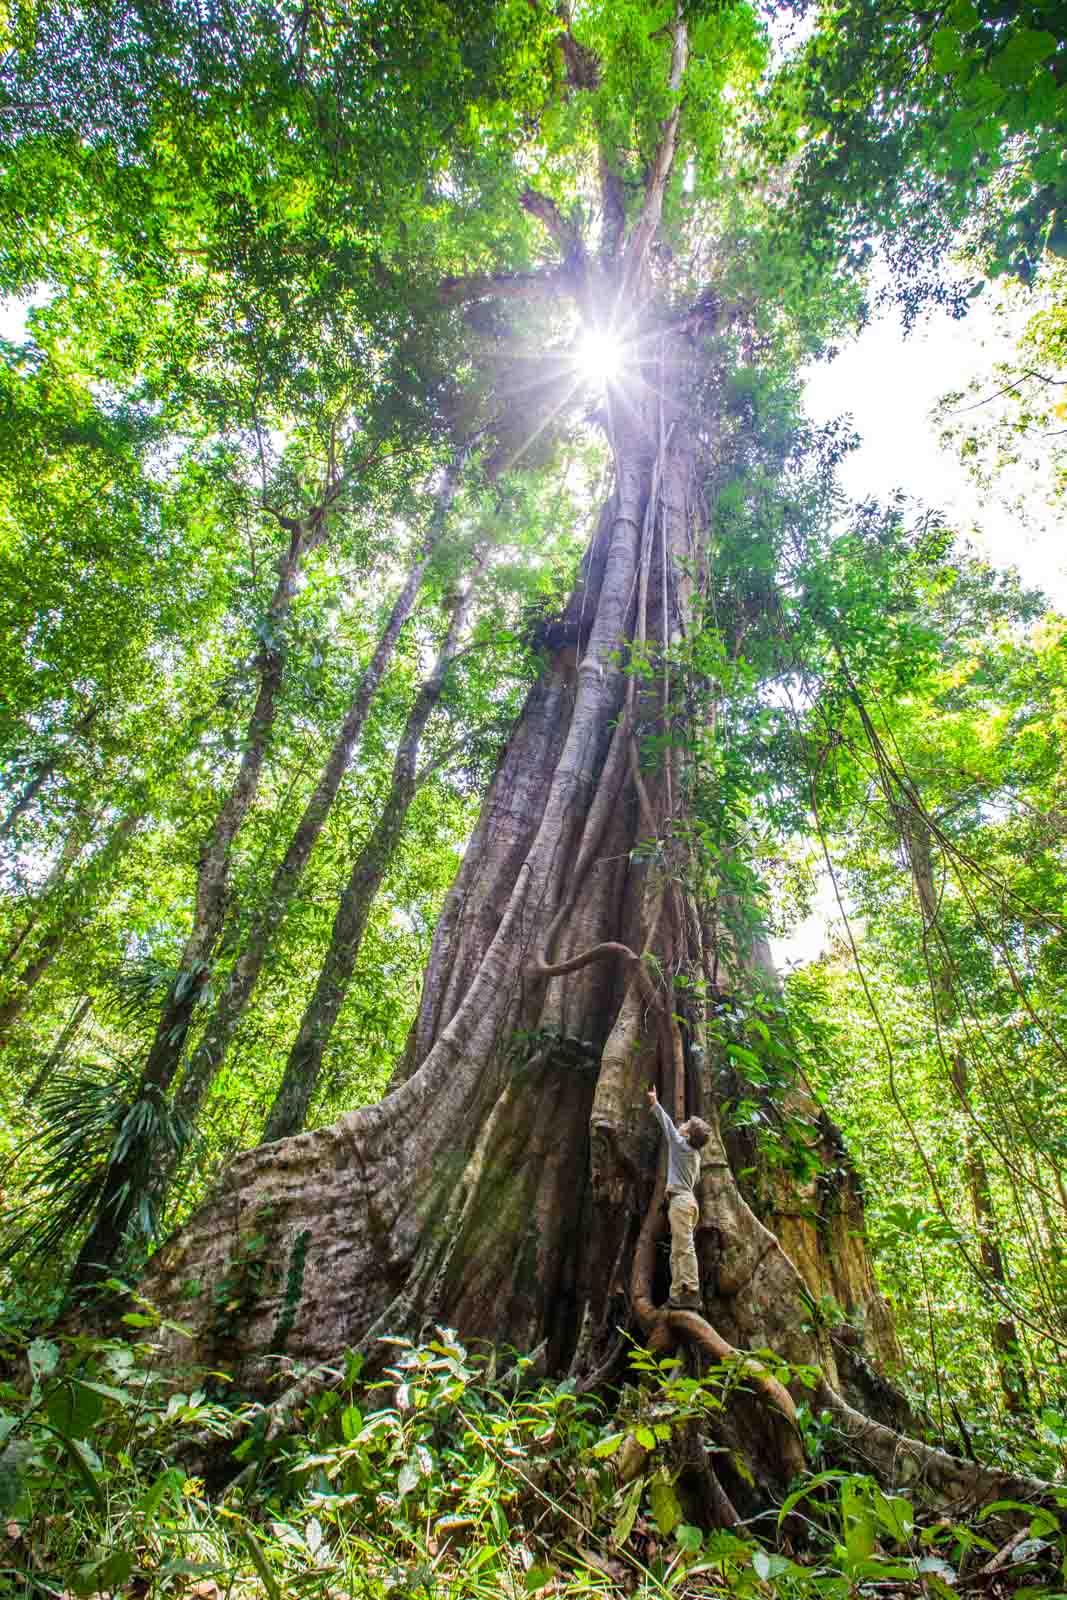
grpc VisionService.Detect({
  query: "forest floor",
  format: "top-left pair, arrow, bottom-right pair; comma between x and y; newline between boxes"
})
0,1312 -> 1063,1600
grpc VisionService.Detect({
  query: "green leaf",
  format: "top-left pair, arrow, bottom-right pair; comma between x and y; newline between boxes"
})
525,1563 -> 555,1591
779,1469 -> 845,1526
28,1339 -> 60,1383
873,1490 -> 913,1541
634,1425 -> 656,1450
39,1423 -> 106,1513
612,1477 -> 643,1546
72,1550 -> 134,1598
137,1466 -> 185,1521
841,1478 -> 876,1562
649,1473 -> 682,1537
989,28 -> 1057,85
676,1523 -> 703,1552
930,27 -> 964,73
753,1549 -> 790,1581
241,1527 -> 282,1600
592,1432 -> 625,1457
46,1380 -> 103,1440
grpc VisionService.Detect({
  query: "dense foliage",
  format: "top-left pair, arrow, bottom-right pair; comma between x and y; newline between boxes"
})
0,0 -> 1065,1588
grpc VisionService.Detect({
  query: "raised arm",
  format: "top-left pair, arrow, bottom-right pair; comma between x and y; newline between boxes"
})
647,1085 -> 686,1152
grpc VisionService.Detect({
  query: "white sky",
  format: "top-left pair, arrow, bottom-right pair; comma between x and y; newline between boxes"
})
803,289 -> 1066,607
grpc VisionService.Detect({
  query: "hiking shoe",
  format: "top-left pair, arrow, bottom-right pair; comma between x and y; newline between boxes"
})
668,1291 -> 702,1310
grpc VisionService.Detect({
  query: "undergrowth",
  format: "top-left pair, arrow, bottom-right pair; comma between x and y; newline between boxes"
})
0,1301 -> 1064,1599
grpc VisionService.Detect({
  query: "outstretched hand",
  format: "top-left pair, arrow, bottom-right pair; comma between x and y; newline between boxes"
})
646,1084 -> 657,1106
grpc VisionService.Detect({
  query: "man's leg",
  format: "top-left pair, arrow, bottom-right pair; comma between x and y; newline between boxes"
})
668,1192 -> 700,1303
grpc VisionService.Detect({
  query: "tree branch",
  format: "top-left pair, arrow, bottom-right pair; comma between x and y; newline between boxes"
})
520,186 -> 579,258
440,265 -> 576,305
558,27 -> 600,91
599,153 -> 627,260
622,5 -> 689,285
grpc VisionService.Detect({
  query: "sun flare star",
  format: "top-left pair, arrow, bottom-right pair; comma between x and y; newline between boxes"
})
576,326 -> 624,387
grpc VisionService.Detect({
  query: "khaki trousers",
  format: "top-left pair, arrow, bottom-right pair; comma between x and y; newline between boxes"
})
667,1189 -> 700,1299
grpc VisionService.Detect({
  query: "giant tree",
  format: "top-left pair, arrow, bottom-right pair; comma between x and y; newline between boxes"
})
122,1 -> 1061,1513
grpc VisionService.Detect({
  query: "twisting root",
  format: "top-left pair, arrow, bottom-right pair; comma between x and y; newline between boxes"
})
533,938 -> 662,1012
814,1379 -> 1053,1511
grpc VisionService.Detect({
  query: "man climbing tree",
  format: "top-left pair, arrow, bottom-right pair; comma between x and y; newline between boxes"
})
646,1083 -> 711,1312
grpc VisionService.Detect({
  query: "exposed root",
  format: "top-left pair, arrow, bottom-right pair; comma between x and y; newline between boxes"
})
533,938 -> 662,1014
815,1378 -> 1056,1513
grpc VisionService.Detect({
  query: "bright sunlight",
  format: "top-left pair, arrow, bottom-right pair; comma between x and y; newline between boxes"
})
576,325 -> 624,387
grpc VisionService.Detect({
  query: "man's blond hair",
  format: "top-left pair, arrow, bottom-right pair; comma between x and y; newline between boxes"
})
684,1117 -> 712,1150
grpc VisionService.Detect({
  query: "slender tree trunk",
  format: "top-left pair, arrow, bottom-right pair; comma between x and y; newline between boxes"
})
0,928 -> 65,1037
900,809 -> 1027,1413
66,517 -> 328,1291
171,470 -> 460,1131
1,817 -> 88,977
261,572 -> 477,1143
0,703 -> 99,840
70,462 -> 461,1290
25,995 -> 93,1100
131,517 -> 328,1110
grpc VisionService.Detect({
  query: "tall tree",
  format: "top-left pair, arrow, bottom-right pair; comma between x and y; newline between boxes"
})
127,3 -> 1050,1511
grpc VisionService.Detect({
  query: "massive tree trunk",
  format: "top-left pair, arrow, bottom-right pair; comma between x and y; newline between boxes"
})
134,335 -> 963,1511
122,14 -> 1049,1515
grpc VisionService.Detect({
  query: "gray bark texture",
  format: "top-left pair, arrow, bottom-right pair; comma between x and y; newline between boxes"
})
169,459 -> 462,1140
261,571 -> 477,1145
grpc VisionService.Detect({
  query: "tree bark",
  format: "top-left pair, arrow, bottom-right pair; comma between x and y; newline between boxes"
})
70,461 -> 461,1290
132,360 -> 964,1513
261,570 -> 478,1144
115,24 -> 1046,1514
0,928 -> 66,1038
67,502 -> 346,1290
130,515 -> 330,1115
170,462 -> 461,1128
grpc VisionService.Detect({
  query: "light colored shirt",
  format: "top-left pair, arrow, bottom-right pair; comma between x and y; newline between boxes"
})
651,1100 -> 700,1194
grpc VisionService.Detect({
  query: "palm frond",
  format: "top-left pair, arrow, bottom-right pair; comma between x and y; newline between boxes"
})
1,1061 -> 193,1269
